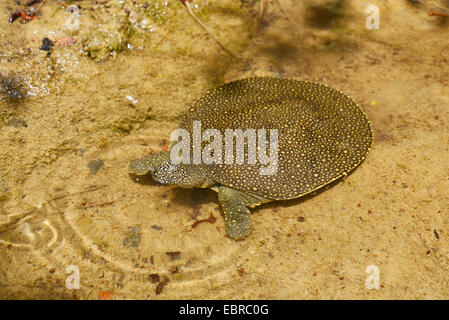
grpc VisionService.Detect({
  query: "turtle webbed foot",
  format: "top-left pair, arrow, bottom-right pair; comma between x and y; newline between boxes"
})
222,200 -> 252,240
216,186 -> 269,240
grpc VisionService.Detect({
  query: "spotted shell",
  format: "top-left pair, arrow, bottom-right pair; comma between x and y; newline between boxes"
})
179,77 -> 373,200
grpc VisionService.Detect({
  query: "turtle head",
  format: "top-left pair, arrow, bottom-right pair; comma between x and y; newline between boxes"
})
129,151 -> 212,188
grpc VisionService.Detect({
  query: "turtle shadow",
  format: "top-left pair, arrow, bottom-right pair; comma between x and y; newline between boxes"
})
252,167 -> 360,214
170,188 -> 218,209
129,169 -> 356,215
128,173 -> 217,208
258,33 -> 300,63
253,177 -> 344,214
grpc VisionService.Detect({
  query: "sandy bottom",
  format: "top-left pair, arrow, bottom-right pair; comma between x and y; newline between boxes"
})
0,0 -> 448,299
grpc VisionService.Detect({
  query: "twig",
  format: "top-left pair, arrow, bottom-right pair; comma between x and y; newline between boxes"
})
428,11 -> 448,17
155,29 -> 171,47
192,212 -> 217,228
259,0 -> 268,19
180,0 -> 238,59
76,201 -> 114,210
50,185 -> 107,201
273,0 -> 289,20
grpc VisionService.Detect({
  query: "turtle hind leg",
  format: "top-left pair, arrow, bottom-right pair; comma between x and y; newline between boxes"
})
216,186 -> 271,240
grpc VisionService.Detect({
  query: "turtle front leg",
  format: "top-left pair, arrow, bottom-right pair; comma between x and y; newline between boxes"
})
215,186 -> 271,240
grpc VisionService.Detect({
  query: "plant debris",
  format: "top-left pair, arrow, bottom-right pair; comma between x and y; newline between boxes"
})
166,251 -> 181,260
149,274 -> 160,283
179,0 -> 237,58
155,276 -> 169,295
169,266 -> 179,274
9,0 -> 44,23
98,291 -> 113,300
9,10 -> 36,23
151,225 -> 163,231
190,205 -> 202,220
192,212 -> 217,228
56,37 -> 78,45
434,229 -> 439,239
428,11 -> 448,17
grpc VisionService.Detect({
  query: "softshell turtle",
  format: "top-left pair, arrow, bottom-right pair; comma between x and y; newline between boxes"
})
129,77 -> 372,240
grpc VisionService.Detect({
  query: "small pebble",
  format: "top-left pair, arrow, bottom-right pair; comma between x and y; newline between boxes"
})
6,118 -> 27,128
88,159 -> 104,174
126,95 -> 138,104
149,274 -> 160,283
39,38 -> 53,51
123,226 -> 141,248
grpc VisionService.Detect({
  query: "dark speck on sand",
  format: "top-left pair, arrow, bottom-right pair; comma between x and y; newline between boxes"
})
88,159 -> 104,174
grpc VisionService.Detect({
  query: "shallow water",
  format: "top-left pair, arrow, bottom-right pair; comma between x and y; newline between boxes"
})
0,0 -> 448,299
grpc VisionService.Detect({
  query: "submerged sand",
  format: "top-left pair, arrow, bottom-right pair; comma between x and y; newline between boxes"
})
0,0 -> 448,299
